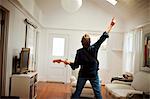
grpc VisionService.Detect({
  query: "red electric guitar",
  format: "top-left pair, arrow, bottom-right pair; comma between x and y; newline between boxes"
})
52,59 -> 70,65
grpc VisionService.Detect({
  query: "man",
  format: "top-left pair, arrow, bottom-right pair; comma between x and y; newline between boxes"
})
65,18 -> 116,99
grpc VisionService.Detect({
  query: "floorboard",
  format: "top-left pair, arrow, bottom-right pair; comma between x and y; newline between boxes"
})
37,81 -> 106,99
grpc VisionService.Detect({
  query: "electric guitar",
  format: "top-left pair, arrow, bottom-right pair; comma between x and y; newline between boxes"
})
52,59 -> 70,65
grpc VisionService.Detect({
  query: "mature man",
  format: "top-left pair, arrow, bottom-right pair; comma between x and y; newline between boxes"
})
65,18 -> 116,99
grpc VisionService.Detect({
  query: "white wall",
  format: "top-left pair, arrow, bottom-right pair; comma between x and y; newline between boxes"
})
17,0 -> 42,21
18,0 -> 34,14
1,0 -> 41,95
12,8 -> 26,53
107,32 -> 124,81
125,7 -> 149,31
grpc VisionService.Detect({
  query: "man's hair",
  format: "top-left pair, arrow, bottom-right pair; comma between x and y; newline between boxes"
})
81,34 -> 91,48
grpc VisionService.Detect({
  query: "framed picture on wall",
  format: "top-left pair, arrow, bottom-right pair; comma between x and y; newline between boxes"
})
142,33 -> 150,72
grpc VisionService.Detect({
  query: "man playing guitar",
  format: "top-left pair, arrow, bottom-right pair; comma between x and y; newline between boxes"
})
53,17 -> 116,99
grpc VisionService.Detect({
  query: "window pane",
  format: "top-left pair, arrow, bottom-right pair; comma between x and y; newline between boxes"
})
52,38 -> 65,56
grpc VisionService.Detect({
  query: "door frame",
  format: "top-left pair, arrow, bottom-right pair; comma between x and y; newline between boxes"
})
0,5 -> 9,96
46,33 -> 69,83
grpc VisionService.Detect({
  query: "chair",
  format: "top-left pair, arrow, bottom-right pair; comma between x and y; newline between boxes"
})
105,72 -> 150,99
111,72 -> 133,85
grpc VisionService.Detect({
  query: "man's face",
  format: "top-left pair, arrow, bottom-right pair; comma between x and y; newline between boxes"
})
81,34 -> 90,48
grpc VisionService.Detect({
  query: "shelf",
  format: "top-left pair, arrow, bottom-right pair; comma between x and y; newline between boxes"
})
12,71 -> 38,78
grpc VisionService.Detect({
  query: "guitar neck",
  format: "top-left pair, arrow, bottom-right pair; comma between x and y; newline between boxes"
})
53,59 -> 69,65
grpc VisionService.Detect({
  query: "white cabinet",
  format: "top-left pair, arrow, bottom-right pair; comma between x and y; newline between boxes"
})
11,72 -> 38,99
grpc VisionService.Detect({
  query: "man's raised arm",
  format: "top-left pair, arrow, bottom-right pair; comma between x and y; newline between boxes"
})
106,17 -> 116,33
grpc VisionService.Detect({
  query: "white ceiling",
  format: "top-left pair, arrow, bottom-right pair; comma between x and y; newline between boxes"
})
92,0 -> 149,20
35,0 -> 149,21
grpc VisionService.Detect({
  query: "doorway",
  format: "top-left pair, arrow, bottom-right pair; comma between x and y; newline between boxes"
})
46,33 -> 69,83
0,6 -> 9,96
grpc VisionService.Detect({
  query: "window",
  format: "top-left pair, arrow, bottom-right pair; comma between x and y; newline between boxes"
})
52,37 -> 65,56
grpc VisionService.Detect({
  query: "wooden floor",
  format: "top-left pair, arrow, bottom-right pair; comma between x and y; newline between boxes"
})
37,81 -> 106,99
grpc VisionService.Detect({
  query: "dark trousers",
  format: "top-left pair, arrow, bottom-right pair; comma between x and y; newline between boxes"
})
72,74 -> 102,99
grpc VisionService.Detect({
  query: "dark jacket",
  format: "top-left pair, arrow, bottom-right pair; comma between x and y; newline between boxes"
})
70,32 -> 109,78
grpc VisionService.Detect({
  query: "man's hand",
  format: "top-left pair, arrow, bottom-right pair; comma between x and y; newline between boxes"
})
111,17 -> 116,27
64,59 -> 71,65
106,17 -> 116,33
53,59 -> 72,65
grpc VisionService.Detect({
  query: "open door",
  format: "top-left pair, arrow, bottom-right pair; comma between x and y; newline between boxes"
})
0,6 -> 9,96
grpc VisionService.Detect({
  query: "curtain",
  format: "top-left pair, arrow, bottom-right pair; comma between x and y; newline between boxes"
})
123,28 -> 143,73
123,32 -> 134,73
27,25 -> 37,71
132,28 -> 143,73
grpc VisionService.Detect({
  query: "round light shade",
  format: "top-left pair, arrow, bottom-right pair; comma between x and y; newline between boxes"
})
61,0 -> 82,13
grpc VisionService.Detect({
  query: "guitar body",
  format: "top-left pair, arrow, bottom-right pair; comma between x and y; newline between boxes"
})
52,59 -> 70,65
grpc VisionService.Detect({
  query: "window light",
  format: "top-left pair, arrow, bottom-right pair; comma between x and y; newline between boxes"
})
106,0 -> 117,5
52,38 -> 65,56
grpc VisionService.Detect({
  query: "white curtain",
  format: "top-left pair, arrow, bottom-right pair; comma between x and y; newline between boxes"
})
27,25 -> 37,71
132,28 -> 143,73
123,32 -> 134,73
123,28 -> 143,73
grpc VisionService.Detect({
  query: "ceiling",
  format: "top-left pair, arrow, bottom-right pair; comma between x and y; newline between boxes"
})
35,0 -> 150,23
92,0 -> 149,20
